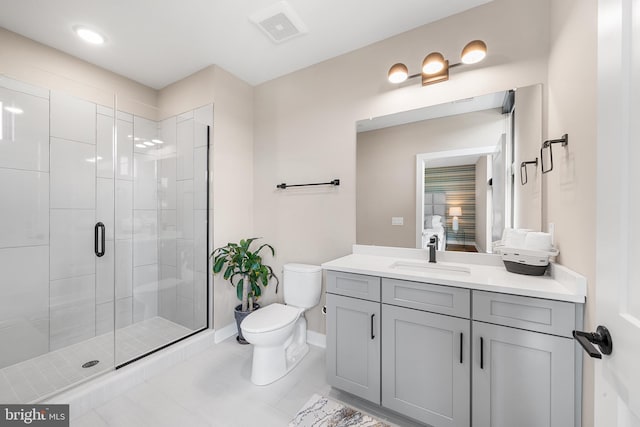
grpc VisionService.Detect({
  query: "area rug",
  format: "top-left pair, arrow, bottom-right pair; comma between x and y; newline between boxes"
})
289,394 -> 391,427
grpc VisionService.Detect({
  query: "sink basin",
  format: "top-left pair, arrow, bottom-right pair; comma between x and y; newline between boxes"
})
390,260 -> 471,275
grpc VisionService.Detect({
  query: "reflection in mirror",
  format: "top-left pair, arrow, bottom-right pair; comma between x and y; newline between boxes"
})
356,84 -> 542,253
417,145 -> 504,253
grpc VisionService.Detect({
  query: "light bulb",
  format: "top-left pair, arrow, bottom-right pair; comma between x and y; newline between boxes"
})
422,52 -> 446,75
74,26 -> 105,45
461,40 -> 487,64
388,63 -> 409,84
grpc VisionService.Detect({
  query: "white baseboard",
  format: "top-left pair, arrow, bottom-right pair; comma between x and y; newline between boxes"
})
307,330 -> 326,348
214,322 -> 237,343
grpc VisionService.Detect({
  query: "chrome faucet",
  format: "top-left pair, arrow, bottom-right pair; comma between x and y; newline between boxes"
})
428,235 -> 439,263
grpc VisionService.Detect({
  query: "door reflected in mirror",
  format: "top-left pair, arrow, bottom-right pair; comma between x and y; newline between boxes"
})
356,84 -> 542,253
419,145 -> 503,253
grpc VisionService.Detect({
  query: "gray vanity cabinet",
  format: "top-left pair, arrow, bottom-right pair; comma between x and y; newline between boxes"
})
326,272 -> 381,404
471,322 -> 575,427
471,291 -> 578,427
325,271 -> 582,427
382,304 -> 470,427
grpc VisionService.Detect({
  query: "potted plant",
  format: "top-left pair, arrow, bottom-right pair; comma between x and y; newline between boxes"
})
211,237 -> 279,344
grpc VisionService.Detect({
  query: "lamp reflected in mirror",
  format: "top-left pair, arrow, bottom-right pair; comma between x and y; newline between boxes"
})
449,207 -> 462,231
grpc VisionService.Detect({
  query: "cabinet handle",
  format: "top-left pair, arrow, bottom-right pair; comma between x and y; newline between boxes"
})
480,337 -> 484,369
459,332 -> 463,364
371,313 -> 375,340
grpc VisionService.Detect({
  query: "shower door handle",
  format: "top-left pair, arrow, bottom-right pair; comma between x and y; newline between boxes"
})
95,222 -> 105,257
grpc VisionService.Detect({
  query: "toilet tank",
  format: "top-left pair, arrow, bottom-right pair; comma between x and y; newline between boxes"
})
283,263 -> 322,309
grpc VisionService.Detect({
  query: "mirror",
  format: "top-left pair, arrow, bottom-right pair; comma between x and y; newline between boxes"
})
356,84 -> 542,252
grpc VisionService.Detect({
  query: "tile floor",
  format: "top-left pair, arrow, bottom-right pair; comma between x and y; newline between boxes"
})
70,337 -> 423,427
0,317 -> 193,404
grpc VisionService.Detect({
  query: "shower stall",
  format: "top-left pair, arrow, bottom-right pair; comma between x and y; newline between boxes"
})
0,75 -> 211,403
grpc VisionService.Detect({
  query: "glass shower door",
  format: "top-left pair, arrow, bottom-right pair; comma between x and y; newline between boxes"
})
0,76 -> 116,403
113,102 -> 211,366
0,75 -> 210,402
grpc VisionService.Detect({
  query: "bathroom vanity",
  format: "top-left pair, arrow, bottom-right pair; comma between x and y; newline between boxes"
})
322,245 -> 586,427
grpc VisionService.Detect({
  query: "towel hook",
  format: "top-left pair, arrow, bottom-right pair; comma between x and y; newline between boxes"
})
520,158 -> 538,185
541,134 -> 569,174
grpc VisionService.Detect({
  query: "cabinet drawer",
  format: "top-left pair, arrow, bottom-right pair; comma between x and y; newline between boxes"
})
382,278 -> 470,318
326,271 -> 380,302
472,291 -> 576,337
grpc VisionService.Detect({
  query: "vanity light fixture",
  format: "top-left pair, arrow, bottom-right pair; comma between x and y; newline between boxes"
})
74,26 -> 105,45
388,40 -> 487,86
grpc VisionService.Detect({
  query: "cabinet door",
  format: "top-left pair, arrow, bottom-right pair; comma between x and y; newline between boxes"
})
382,305 -> 470,427
326,293 -> 380,403
472,321 -> 575,427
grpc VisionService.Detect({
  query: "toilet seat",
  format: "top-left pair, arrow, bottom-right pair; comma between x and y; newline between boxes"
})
241,303 -> 301,334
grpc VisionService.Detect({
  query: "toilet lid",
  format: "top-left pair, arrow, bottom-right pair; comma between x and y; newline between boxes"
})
241,303 -> 301,334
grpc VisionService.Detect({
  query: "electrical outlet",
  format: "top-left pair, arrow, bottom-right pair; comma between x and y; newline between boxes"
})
548,222 -> 555,245
391,217 -> 404,226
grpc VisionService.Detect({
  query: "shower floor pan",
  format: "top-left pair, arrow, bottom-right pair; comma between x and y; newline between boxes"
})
0,317 -> 192,403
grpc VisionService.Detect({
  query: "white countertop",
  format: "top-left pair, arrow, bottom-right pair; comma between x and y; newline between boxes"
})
321,245 -> 586,303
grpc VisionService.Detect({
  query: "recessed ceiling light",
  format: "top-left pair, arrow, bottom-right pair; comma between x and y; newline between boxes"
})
151,139 -> 164,144
5,106 -> 24,114
74,26 -> 105,45
143,141 -> 154,146
135,144 -> 146,148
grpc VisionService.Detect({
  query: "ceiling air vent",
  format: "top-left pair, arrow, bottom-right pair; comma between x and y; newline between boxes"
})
249,1 -> 308,44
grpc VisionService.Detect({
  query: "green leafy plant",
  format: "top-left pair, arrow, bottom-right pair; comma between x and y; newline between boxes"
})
210,238 -> 279,312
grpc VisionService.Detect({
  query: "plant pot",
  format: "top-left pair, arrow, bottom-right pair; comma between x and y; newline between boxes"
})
234,303 -> 260,344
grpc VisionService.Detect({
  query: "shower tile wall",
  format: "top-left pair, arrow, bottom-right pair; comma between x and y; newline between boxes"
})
0,77 -> 209,375
158,104 -> 211,330
158,115 -> 178,324
132,116 -> 159,324
49,91 -> 98,351
115,112 -> 134,330
94,107 -> 131,336
0,79 -> 50,368
193,105 -> 211,329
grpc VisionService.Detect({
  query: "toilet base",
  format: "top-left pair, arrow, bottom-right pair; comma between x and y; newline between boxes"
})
250,316 -> 309,386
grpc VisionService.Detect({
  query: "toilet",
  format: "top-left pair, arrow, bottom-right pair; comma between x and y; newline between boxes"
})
240,263 -> 322,386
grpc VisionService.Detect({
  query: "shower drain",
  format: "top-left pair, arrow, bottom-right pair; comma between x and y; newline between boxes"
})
82,360 -> 99,368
